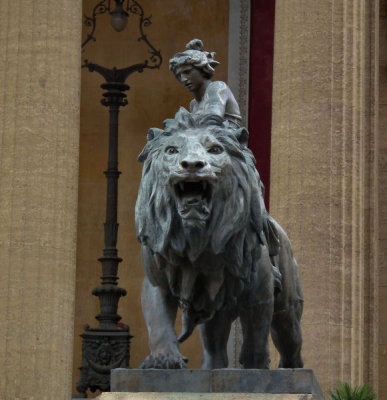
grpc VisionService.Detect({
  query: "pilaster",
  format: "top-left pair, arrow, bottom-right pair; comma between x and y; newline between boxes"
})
0,1 -> 81,398
271,0 -> 379,394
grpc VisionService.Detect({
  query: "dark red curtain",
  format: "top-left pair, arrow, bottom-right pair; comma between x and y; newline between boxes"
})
248,0 -> 276,210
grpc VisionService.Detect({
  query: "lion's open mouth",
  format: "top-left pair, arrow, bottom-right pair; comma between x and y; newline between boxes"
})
174,180 -> 212,220
175,180 -> 212,204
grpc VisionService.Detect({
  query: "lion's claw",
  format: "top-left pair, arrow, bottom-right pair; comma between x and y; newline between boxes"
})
140,353 -> 188,369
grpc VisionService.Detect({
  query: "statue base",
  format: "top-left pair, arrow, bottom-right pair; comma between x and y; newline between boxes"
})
95,369 -> 324,399
98,395 -> 320,400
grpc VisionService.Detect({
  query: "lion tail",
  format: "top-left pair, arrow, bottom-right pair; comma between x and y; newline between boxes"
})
177,311 -> 196,343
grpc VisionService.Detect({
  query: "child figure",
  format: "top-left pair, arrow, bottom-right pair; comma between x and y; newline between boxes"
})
169,39 -> 282,298
169,39 -> 242,129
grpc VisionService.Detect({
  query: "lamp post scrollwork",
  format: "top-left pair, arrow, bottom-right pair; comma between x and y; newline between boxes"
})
75,1 -> 162,397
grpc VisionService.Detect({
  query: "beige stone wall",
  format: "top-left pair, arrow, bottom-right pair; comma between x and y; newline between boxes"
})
378,0 -> 387,397
0,1 -> 81,399
270,0 -> 380,395
73,1 -> 229,396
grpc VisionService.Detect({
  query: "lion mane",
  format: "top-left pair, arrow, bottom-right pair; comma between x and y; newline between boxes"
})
135,108 -> 268,327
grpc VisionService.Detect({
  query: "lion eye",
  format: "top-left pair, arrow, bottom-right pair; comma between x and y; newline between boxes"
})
208,145 -> 223,154
165,146 -> 178,154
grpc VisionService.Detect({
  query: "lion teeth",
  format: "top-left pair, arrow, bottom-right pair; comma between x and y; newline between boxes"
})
176,180 -> 211,203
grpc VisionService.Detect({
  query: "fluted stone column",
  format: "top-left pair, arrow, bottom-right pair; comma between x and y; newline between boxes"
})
0,1 -> 81,399
270,0 -> 379,394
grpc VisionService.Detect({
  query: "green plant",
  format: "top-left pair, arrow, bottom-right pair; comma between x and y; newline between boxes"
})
329,382 -> 376,400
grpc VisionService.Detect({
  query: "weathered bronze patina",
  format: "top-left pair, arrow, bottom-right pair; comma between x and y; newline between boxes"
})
135,107 -> 304,369
169,39 -> 242,129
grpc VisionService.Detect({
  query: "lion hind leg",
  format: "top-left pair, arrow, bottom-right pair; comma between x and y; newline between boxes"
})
199,309 -> 233,369
239,302 -> 273,369
271,300 -> 304,368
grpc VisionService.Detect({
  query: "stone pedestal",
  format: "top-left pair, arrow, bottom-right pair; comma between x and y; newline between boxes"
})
98,394 -> 320,400
95,369 -> 324,399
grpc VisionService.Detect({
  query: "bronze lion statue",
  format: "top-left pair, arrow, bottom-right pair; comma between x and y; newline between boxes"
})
135,109 -> 304,369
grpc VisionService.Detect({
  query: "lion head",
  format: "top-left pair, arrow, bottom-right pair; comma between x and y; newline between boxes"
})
135,108 -> 266,324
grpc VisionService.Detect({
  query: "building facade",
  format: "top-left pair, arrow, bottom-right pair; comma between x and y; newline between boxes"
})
0,0 -> 386,399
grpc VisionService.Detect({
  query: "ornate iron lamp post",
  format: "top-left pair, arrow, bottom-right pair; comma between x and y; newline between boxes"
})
75,1 -> 162,396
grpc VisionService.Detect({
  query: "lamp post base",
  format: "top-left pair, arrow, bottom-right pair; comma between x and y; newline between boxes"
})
76,326 -> 132,397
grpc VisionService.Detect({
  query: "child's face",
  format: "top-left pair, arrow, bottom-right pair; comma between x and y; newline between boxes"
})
174,64 -> 207,93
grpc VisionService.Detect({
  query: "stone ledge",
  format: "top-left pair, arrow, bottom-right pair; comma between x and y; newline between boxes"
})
97,394 -> 322,400
110,369 -> 324,398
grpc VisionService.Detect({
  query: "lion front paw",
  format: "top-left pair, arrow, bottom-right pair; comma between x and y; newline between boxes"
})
140,353 -> 188,369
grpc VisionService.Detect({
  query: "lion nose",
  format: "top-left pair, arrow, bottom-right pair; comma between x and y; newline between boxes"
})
180,159 -> 206,172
